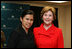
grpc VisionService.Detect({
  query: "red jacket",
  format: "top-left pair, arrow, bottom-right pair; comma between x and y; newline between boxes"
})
33,23 -> 64,48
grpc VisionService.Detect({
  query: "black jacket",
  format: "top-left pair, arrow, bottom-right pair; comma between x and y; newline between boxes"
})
7,24 -> 36,48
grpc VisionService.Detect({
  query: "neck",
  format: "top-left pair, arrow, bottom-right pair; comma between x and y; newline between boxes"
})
44,23 -> 51,27
22,25 -> 28,34
43,23 -> 52,30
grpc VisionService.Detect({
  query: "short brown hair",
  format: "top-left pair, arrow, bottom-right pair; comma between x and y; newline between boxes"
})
41,6 -> 56,20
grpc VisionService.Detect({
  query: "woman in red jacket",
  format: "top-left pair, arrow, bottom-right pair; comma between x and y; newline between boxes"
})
33,6 -> 64,48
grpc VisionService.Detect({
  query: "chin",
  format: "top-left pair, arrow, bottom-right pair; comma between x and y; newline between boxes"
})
45,22 -> 50,24
26,27 -> 31,29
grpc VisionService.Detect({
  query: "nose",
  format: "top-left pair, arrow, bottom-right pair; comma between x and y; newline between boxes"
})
28,20 -> 31,23
46,16 -> 49,19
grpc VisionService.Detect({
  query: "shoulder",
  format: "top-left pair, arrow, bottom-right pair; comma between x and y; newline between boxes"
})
33,27 -> 40,31
55,27 -> 63,35
53,25 -> 62,33
57,28 -> 62,34
33,27 -> 40,34
10,26 -> 21,36
56,27 -> 62,32
10,30 -> 19,37
53,25 -> 62,32
33,23 -> 44,31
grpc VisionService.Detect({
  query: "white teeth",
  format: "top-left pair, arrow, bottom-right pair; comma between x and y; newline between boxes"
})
45,20 -> 50,21
27,24 -> 30,26
26,24 -> 29,25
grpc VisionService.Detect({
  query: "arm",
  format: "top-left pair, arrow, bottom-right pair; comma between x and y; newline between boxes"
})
58,29 -> 64,48
7,31 -> 18,48
33,28 -> 38,48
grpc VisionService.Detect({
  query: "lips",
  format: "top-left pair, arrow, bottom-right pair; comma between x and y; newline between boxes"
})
26,24 -> 31,27
45,20 -> 50,21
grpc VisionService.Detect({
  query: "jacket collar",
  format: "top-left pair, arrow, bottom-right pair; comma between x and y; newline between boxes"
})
38,23 -> 55,37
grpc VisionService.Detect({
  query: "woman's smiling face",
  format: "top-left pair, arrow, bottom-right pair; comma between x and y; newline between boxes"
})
42,10 -> 54,25
20,14 -> 33,29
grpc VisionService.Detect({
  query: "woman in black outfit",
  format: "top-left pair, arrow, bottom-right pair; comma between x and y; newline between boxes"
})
7,10 -> 36,48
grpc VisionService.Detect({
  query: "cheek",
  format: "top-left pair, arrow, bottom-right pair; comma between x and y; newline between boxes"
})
50,17 -> 54,21
42,16 -> 46,20
22,19 -> 27,25
31,21 -> 33,25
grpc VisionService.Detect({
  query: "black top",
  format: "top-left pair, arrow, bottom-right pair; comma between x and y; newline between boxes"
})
7,24 -> 36,48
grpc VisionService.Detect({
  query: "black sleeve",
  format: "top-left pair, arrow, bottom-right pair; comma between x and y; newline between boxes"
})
7,31 -> 19,48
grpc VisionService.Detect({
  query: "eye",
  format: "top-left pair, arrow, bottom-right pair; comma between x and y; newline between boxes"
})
26,18 -> 29,20
49,15 -> 52,17
44,14 -> 48,16
30,19 -> 33,21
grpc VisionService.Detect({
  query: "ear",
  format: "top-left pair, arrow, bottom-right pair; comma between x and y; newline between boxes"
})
53,18 -> 54,21
41,17 -> 43,20
20,17 -> 22,22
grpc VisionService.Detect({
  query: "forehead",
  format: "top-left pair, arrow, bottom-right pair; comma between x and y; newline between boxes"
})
44,10 -> 53,14
23,14 -> 33,19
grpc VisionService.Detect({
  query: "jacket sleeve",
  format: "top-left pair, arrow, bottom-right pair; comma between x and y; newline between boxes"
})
7,31 -> 18,48
58,29 -> 64,48
33,28 -> 36,43
33,28 -> 38,48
